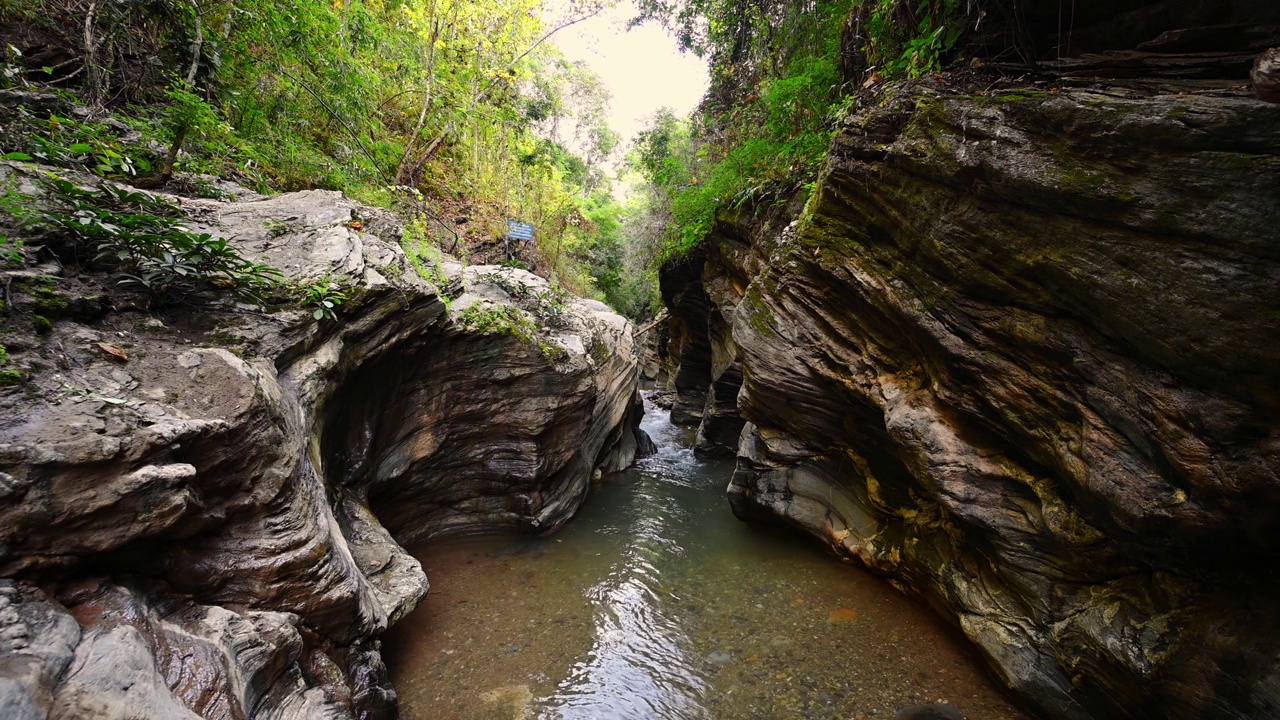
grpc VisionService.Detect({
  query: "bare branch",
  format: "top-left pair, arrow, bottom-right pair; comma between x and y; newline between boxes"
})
186,0 -> 204,85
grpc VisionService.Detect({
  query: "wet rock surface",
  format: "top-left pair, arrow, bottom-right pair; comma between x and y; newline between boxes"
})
669,80 -> 1280,718
0,177 -> 644,717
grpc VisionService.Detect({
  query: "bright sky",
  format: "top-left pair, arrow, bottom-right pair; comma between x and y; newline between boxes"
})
546,1 -> 709,147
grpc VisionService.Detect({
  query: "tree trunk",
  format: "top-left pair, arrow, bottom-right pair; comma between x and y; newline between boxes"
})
395,10 -> 442,185
185,0 -> 204,85
82,2 -> 104,110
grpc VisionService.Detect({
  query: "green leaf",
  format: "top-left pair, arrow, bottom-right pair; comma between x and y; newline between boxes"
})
313,308 -> 325,320
2,152 -> 33,161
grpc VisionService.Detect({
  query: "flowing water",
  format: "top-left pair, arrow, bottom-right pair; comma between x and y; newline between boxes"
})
385,398 -> 1028,720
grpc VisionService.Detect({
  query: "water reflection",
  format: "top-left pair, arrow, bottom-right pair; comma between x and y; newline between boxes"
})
384,396 -> 1028,720
541,443 -> 706,719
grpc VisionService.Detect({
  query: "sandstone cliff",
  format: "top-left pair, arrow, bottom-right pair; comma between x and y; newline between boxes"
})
0,173 -> 646,719
663,78 -> 1280,718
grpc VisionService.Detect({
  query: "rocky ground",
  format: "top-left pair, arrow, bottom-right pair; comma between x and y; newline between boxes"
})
0,168 -> 648,719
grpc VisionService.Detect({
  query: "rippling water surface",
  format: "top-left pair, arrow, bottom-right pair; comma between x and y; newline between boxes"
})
385,399 -> 1027,720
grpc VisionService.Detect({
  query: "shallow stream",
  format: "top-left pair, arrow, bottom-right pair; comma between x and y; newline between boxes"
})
385,398 -> 1028,720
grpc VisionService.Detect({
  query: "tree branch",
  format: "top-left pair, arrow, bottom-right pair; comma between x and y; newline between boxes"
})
412,6 -> 608,169
185,0 -> 204,85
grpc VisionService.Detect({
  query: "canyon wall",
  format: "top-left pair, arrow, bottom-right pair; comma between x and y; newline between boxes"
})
0,177 -> 646,719
664,78 -> 1280,718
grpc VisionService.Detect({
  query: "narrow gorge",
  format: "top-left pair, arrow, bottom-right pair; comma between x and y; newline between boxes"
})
0,0 -> 1278,718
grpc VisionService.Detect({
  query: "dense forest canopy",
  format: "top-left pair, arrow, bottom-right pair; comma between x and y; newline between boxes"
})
0,0 -> 648,306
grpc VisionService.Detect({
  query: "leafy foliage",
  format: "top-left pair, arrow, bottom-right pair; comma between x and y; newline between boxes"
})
0,234 -> 21,266
864,0 -> 966,77
26,177 -> 280,305
3,113 -> 153,179
0,343 -> 22,386
474,269 -> 572,327
458,303 -> 538,342
456,301 -> 571,365
298,279 -> 349,321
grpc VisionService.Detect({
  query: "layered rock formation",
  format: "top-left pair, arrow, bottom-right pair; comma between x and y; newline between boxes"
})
0,175 -> 646,718
658,207 -> 799,457
665,79 -> 1280,717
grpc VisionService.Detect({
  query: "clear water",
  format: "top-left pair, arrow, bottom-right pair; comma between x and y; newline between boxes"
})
384,398 -> 1028,720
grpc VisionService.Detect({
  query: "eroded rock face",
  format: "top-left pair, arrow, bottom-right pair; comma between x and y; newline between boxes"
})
0,179 -> 645,717
659,208 -> 796,457
1256,48 -> 1280,102
690,83 -> 1280,717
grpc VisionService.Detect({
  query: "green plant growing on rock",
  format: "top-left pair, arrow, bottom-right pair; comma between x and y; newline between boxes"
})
458,304 -> 538,345
540,341 -> 569,364
298,278 -> 348,321
457,302 -> 572,366
867,0 -> 965,78
1,44 -> 25,89
263,219 -> 289,237
0,343 -> 22,386
527,287 -> 570,327
4,113 -> 153,179
474,270 -> 572,328
402,217 -> 451,289
0,234 -> 22,266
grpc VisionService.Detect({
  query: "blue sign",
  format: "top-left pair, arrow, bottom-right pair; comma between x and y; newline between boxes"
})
507,221 -> 535,241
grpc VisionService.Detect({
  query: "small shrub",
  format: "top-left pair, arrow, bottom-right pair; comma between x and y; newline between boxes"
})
456,302 -> 573,366
871,1 -> 965,78
539,341 -> 569,364
26,176 -> 281,305
297,278 -> 348,321
474,271 -> 571,328
4,114 -> 154,179
458,304 -> 538,345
